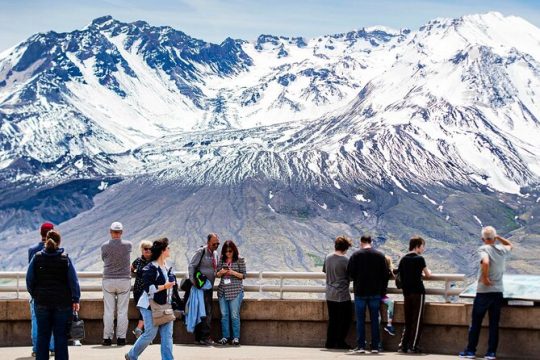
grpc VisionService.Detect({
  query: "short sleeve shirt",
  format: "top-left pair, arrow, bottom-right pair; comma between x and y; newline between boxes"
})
323,253 -> 351,302
476,244 -> 511,293
398,253 -> 427,295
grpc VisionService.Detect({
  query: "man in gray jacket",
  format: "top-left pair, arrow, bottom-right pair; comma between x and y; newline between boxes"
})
101,222 -> 132,346
188,233 -> 220,345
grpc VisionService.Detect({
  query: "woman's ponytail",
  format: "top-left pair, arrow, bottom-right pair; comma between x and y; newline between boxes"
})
44,229 -> 61,251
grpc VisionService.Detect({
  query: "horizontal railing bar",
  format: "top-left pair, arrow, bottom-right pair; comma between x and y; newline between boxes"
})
0,271 -> 465,300
1,285 -> 463,296
0,271 -> 465,281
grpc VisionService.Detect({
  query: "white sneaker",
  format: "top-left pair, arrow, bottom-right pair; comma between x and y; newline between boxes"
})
73,340 -> 82,346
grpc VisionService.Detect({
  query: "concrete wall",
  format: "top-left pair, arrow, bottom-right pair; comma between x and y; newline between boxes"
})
1,299 -> 538,358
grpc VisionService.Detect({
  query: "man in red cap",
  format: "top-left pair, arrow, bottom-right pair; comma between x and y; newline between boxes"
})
28,222 -> 56,357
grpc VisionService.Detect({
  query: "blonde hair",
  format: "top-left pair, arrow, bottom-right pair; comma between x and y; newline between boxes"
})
45,229 -> 61,251
385,255 -> 394,270
139,240 -> 152,253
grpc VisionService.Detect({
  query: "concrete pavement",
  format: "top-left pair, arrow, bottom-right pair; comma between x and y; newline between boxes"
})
6,345 -> 460,360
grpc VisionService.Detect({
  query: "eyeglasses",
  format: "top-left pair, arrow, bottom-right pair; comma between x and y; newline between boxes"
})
225,249 -> 233,253
212,243 -> 220,247
143,248 -> 151,251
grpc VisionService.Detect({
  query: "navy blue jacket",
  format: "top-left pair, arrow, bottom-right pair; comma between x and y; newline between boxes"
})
26,248 -> 81,304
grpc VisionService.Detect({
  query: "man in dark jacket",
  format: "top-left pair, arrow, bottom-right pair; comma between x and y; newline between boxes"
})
188,233 -> 220,345
346,235 -> 389,353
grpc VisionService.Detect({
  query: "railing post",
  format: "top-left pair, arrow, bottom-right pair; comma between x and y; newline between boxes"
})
279,276 -> 284,300
258,271 -> 263,300
444,278 -> 450,303
16,273 -> 20,299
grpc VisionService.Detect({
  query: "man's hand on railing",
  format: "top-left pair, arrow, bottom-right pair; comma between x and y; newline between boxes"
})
72,303 -> 80,312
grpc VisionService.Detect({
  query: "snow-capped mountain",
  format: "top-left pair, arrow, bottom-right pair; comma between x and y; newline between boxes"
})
1,12 -> 539,275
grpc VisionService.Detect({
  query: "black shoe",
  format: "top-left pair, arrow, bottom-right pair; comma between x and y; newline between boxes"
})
117,338 -> 126,346
409,347 -> 423,354
198,338 -> 214,346
397,347 -> 408,353
102,338 -> 112,346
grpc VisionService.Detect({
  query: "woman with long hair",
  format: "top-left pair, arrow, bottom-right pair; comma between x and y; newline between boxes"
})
130,240 -> 153,338
125,237 -> 177,360
26,229 -> 81,360
216,240 -> 246,346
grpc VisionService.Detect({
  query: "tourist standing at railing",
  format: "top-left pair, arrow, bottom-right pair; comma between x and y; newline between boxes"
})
322,236 -> 353,350
131,240 -> 153,339
216,240 -> 247,346
125,237 -> 177,360
188,233 -> 220,345
397,236 -> 431,354
101,221 -> 132,346
27,222 -> 56,357
26,229 -> 81,360
459,226 -> 513,360
346,235 -> 389,354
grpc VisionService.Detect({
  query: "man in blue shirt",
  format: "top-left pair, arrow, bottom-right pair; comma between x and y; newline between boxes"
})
28,222 -> 55,357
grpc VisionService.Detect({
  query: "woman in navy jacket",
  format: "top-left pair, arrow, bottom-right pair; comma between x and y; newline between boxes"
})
125,237 -> 177,360
26,229 -> 80,360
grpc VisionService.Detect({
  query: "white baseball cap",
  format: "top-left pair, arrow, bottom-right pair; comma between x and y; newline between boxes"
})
110,222 -> 123,231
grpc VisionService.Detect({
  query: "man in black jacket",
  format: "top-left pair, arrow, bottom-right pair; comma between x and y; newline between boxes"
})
346,235 -> 389,353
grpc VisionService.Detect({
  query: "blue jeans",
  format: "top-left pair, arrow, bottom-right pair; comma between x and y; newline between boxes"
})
34,304 -> 71,360
31,299 -> 54,352
466,292 -> 503,354
219,292 -> 243,339
354,296 -> 381,349
127,307 -> 174,360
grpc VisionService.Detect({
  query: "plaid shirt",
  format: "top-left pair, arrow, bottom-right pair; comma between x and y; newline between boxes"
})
217,257 -> 246,300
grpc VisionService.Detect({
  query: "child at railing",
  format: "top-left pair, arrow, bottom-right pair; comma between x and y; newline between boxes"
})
381,255 -> 396,337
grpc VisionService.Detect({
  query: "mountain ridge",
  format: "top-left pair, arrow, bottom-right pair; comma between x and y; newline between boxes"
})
1,11 -> 539,275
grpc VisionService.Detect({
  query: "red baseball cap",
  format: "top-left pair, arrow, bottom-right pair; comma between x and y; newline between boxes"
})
40,222 -> 54,238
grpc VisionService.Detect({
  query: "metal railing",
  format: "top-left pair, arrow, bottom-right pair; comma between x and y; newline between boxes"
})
0,271 -> 465,302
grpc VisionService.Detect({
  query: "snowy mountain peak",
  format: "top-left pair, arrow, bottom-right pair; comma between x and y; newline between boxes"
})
0,12 -> 540,197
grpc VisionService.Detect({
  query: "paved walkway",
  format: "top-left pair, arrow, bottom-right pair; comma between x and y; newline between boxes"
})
7,345 -> 459,359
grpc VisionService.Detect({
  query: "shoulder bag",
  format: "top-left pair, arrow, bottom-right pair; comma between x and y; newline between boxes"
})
150,299 -> 176,326
180,248 -> 207,291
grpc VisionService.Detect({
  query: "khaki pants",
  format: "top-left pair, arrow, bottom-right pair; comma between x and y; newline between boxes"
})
102,278 -> 131,339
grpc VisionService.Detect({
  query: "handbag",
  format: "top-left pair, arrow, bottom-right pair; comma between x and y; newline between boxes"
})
180,248 -> 207,291
69,311 -> 85,341
150,299 -> 176,326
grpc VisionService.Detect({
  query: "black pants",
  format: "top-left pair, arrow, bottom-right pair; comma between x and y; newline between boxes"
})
465,292 -> 503,354
195,289 -> 213,341
133,291 -> 143,321
326,300 -> 352,348
399,293 -> 425,351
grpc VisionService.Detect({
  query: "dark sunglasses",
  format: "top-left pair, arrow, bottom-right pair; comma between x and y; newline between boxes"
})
225,249 -> 233,253
143,247 -> 151,251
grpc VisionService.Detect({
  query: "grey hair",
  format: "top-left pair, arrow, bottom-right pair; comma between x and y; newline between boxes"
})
481,226 -> 497,241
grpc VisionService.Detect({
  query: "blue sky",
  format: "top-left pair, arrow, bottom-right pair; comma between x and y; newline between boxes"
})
1,0 -> 539,51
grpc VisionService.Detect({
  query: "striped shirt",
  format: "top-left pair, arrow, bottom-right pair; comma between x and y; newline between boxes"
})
217,257 -> 246,300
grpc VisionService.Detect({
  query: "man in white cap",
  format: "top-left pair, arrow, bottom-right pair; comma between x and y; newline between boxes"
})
101,221 -> 132,346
